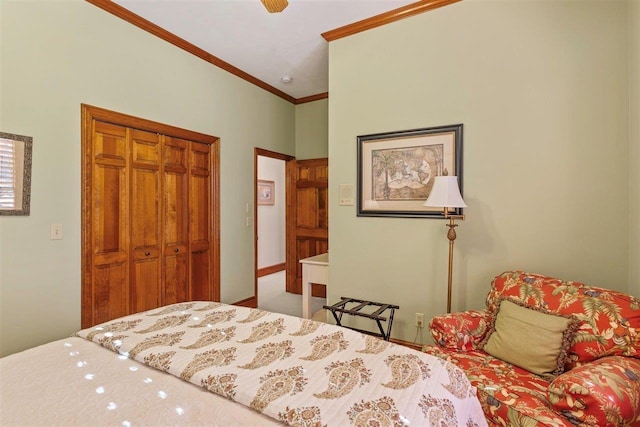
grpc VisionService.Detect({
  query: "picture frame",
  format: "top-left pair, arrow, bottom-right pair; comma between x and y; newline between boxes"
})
0,132 -> 33,216
357,124 -> 463,218
257,179 -> 275,205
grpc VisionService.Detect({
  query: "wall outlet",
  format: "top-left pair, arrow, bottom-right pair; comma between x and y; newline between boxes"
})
415,312 -> 424,328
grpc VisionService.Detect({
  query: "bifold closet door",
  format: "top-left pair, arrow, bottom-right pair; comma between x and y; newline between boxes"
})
163,136 -> 189,304
189,142 -> 212,301
87,121 -> 130,325
129,129 -> 162,313
82,104 -> 220,328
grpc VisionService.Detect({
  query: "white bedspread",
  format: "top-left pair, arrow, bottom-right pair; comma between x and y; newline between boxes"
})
0,336 -> 276,426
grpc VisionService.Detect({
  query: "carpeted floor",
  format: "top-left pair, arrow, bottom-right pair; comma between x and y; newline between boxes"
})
257,270 -> 327,321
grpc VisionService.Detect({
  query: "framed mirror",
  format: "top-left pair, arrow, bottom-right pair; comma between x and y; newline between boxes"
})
0,132 -> 33,216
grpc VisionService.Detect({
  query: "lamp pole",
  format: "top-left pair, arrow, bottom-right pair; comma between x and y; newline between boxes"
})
423,176 -> 467,314
445,215 -> 460,313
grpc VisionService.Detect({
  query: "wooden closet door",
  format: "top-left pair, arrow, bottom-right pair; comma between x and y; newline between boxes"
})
85,121 -> 130,326
129,129 -> 161,313
82,104 -> 220,328
189,142 -> 212,301
162,136 -> 189,304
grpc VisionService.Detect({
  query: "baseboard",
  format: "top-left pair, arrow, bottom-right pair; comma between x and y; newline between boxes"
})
257,262 -> 285,278
233,296 -> 257,308
389,338 -> 423,351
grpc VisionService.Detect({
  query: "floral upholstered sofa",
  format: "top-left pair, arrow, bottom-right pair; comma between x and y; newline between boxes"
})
422,271 -> 640,426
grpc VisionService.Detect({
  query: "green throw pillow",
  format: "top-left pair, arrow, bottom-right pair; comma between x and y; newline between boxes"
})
481,299 -> 578,378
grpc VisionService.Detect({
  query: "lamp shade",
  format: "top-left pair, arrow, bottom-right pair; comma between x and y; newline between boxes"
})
423,176 -> 467,208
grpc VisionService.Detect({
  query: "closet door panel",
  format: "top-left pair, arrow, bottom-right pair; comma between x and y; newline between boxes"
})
189,143 -> 211,300
130,129 -> 161,312
94,263 -> 128,324
89,121 -> 129,325
93,165 -> 127,263
164,254 -> 188,303
191,251 -> 210,300
131,258 -> 160,313
163,136 -> 189,304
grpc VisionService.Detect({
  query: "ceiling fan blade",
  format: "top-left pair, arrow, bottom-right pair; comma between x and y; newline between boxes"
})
260,0 -> 288,13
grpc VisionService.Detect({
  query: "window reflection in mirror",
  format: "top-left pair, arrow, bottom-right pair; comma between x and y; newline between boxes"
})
0,132 -> 32,216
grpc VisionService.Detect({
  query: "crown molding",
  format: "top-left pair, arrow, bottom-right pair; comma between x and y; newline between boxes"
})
321,0 -> 461,42
294,92 -> 329,105
86,0 -> 459,104
85,0 -> 297,104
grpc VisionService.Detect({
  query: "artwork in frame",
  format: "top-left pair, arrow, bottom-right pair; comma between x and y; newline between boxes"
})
357,124 -> 463,218
257,179 -> 275,205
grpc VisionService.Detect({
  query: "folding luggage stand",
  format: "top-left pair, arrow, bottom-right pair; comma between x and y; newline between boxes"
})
323,297 -> 399,341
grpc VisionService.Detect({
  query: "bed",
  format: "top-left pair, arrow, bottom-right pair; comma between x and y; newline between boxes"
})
1,301 -> 487,426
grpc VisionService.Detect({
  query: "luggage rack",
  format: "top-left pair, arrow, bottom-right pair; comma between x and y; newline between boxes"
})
323,297 -> 399,341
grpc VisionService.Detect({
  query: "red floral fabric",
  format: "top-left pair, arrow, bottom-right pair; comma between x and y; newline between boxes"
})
423,271 -> 640,427
488,271 -> 640,369
548,356 -> 640,426
423,346 -> 573,426
428,309 -> 488,351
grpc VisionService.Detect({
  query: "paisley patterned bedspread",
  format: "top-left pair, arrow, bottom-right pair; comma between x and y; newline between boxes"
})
75,301 -> 487,427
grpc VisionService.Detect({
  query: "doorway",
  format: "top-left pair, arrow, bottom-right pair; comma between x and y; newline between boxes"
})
253,148 -> 292,311
253,149 -> 328,318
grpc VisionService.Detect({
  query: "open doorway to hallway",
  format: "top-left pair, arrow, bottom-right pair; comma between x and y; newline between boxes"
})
255,153 -> 286,282
254,149 -> 328,319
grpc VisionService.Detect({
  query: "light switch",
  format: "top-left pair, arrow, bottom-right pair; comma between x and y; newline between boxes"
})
51,223 -> 63,240
339,184 -> 355,206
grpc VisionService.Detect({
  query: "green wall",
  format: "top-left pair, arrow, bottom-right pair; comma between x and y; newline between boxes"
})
295,99 -> 328,160
630,0 -> 640,298
0,0 -> 295,356
328,0 -> 636,343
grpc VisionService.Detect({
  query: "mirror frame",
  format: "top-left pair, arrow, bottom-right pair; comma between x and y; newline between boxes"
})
0,132 -> 33,216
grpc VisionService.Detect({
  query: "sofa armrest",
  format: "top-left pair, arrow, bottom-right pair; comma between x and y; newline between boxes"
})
428,309 -> 489,351
547,356 -> 640,426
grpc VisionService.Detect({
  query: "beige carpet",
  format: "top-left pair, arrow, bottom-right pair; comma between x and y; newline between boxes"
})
257,271 -> 327,321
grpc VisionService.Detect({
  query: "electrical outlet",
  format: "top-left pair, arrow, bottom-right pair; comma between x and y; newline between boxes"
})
415,313 -> 424,328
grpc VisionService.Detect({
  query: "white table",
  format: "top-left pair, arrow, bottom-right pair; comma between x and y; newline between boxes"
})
299,252 -> 328,319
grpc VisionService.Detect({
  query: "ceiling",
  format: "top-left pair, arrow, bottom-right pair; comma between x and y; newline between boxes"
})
109,0 -> 420,102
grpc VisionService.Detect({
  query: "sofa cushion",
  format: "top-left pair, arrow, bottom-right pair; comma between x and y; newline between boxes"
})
547,356 -> 640,426
422,345 -> 574,427
488,271 -> 640,368
481,299 -> 578,378
428,309 -> 488,351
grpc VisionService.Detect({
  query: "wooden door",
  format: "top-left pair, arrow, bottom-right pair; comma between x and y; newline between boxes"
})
129,129 -> 162,313
162,136 -> 189,304
189,142 -> 213,301
84,120 -> 130,326
82,104 -> 220,328
286,158 -> 328,296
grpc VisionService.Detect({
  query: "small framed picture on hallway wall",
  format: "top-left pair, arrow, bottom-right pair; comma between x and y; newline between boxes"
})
257,180 -> 275,205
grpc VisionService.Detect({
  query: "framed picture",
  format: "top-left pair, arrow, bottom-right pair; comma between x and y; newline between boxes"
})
257,179 -> 275,205
357,124 -> 463,218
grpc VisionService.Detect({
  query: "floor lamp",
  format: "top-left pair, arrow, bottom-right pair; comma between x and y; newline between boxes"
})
423,176 -> 467,313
